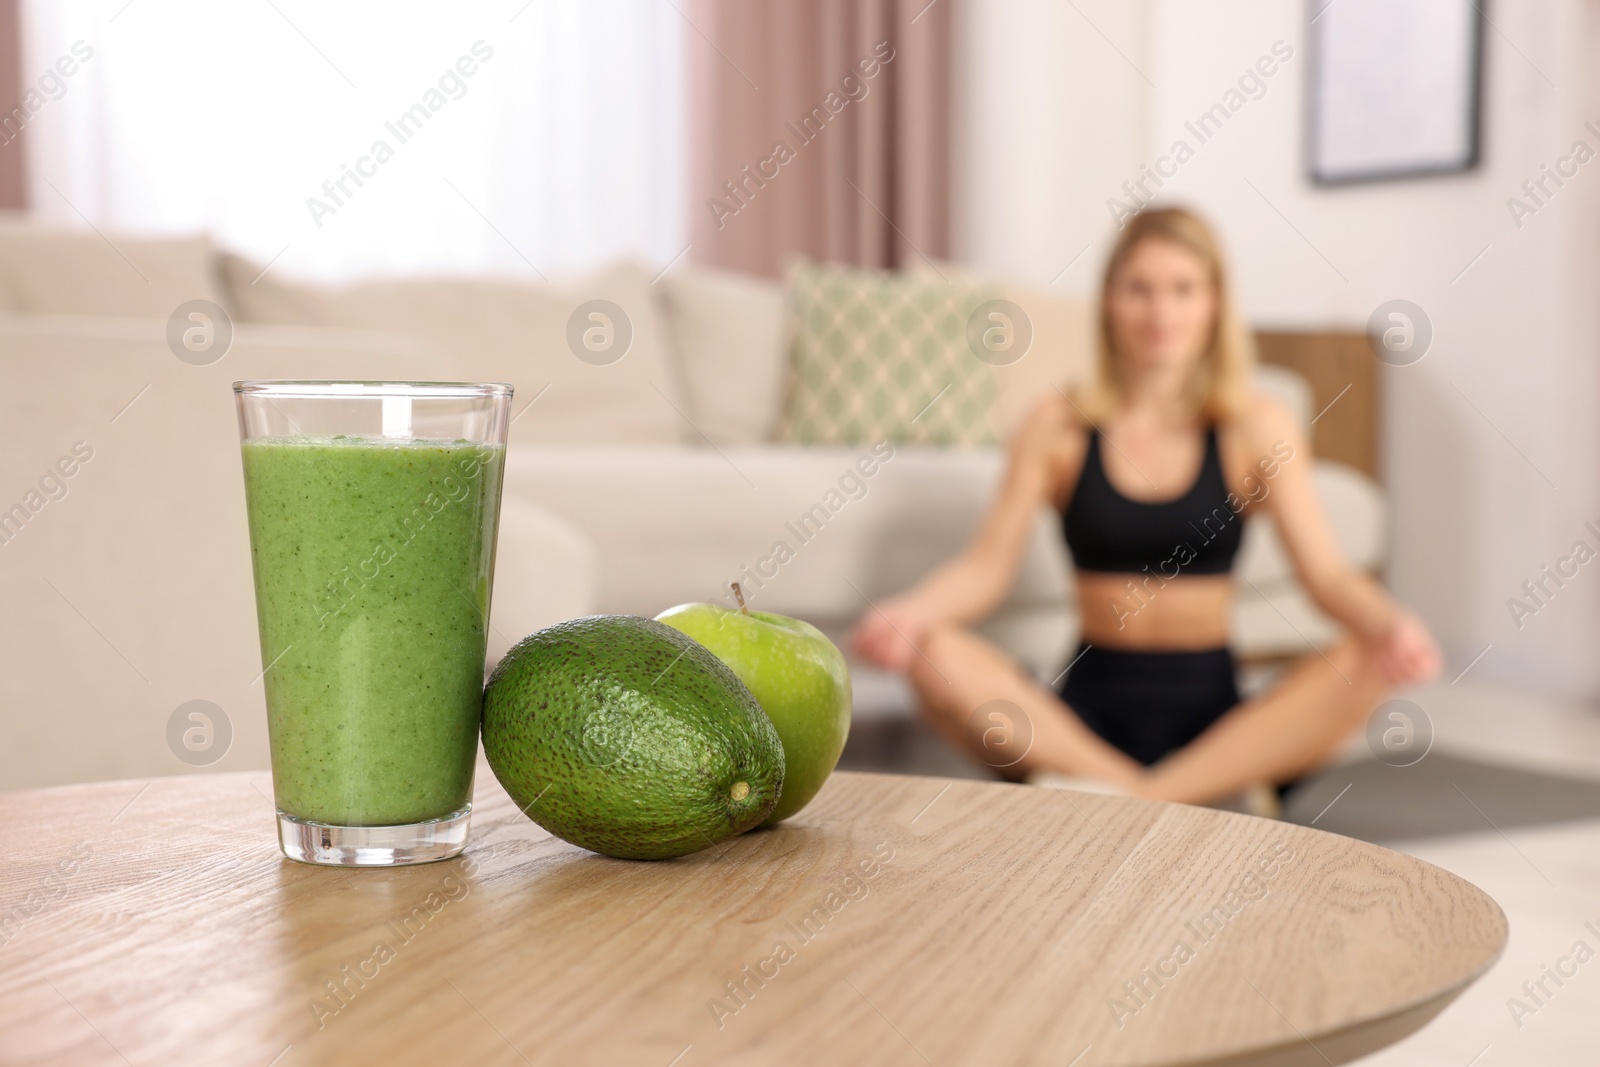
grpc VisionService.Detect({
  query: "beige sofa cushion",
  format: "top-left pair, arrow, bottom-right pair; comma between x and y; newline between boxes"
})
218,257 -> 692,445
660,261 -> 1090,446
905,261 -> 1096,435
659,267 -> 789,443
501,443 -> 1064,624
779,261 -> 1000,446
485,498 -> 601,667
0,313 -> 599,790
501,442 -> 1383,630
0,213 -> 222,317
983,279 -> 1097,434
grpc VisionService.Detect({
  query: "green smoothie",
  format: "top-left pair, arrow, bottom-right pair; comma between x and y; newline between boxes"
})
241,435 -> 505,827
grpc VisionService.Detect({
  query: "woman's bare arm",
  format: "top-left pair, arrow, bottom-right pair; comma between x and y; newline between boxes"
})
851,397 -> 1079,672
1240,394 -> 1439,685
1240,396 -> 1395,639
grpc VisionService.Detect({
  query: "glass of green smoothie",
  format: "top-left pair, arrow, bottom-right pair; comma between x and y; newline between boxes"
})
234,381 -> 511,866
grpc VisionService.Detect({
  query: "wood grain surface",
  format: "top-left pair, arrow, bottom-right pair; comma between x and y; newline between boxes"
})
1256,331 -> 1379,481
0,768 -> 1505,1067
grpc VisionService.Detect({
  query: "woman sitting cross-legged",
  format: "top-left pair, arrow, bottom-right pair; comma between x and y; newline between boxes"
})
850,207 -> 1441,806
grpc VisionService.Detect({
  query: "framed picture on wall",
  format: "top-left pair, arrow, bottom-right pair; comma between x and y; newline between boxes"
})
1307,0 -> 1485,185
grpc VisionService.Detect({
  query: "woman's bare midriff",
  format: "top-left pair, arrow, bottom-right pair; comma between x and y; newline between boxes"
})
1075,571 -> 1235,650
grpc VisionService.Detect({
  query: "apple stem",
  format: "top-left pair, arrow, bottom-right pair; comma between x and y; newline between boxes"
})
731,581 -> 749,614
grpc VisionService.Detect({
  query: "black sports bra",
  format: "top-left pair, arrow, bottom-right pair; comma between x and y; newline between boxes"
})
1061,425 -> 1245,576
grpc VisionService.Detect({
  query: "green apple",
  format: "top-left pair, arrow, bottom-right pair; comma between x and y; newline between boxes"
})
656,587 -> 850,826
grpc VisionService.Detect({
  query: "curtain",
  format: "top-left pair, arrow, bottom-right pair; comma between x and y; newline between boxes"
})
0,0 -> 24,209
684,0 -> 951,277
19,1 -> 686,282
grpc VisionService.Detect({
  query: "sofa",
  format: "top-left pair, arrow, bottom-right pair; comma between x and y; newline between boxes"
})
0,216 -> 1386,789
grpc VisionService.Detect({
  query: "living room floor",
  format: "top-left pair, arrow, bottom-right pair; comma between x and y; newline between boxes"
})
841,678 -> 1600,1065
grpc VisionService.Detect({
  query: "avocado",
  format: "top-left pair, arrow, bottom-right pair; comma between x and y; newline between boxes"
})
482,615 -> 785,860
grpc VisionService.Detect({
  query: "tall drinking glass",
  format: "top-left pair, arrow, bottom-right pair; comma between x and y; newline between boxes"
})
234,381 -> 511,866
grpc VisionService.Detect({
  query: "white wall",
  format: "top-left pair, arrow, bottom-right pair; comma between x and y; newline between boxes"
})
21,2 -> 687,282
953,0 -> 1600,697
951,0 -> 1151,294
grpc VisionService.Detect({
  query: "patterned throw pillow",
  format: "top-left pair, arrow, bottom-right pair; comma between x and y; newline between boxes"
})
780,261 -> 999,446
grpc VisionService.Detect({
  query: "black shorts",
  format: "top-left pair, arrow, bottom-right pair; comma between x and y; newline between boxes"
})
1057,643 -> 1240,766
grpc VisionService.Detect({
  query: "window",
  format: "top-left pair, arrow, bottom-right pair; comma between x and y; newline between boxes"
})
21,1 -> 685,280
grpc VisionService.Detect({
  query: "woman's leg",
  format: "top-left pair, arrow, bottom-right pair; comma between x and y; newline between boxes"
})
1139,636 -> 1387,805
906,623 -> 1147,788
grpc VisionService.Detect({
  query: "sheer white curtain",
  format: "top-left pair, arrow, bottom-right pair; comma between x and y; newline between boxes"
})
21,1 -> 685,281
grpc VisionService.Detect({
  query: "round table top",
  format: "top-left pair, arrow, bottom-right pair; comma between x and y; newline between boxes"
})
0,768 -> 1504,1067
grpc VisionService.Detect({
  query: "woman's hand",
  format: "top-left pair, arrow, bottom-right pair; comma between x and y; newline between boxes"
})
850,597 -> 935,674
1372,609 -> 1442,688
847,397 -> 1068,675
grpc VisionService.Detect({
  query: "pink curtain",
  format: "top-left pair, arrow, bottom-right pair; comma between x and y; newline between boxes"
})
685,0 -> 951,277
0,0 -> 26,210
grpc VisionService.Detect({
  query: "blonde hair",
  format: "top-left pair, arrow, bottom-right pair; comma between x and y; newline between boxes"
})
1075,207 -> 1255,424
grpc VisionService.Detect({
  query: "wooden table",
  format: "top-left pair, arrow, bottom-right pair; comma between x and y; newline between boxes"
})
0,769 -> 1505,1067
